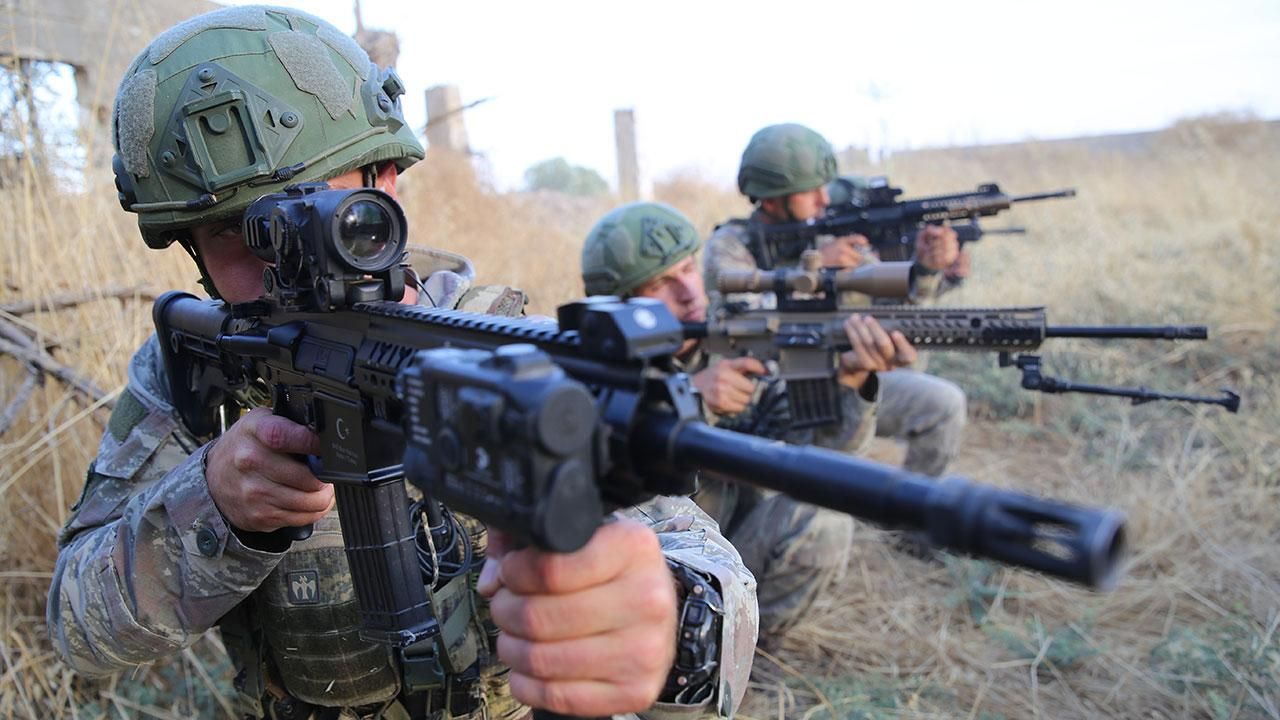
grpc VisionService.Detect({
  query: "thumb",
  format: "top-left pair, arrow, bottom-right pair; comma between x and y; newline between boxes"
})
727,356 -> 767,377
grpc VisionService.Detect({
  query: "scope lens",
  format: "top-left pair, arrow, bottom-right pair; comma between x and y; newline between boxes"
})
335,198 -> 401,271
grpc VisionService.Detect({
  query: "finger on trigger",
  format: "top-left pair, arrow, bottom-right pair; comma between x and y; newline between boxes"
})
255,414 -> 322,455
732,356 -> 768,377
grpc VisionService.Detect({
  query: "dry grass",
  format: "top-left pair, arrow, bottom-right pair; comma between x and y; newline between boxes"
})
1,104 -> 1277,720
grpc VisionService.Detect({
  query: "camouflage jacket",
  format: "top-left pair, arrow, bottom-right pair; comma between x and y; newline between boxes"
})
47,249 -> 757,720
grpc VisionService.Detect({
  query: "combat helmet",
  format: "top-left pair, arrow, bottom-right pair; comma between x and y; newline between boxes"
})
581,202 -> 702,297
737,123 -> 838,201
111,5 -> 424,249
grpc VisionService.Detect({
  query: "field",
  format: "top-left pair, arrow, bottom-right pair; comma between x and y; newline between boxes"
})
1,114 -> 1277,719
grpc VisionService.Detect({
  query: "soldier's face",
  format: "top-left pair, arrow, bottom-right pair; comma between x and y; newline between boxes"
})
633,255 -> 708,324
784,186 -> 829,222
191,164 -> 400,304
762,186 -> 829,222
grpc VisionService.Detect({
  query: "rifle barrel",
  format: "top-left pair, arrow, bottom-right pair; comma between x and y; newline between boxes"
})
1045,325 -> 1207,340
1011,188 -> 1077,203
638,418 -> 1125,590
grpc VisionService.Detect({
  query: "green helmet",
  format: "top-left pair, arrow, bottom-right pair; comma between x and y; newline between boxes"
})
736,123 -> 838,201
581,202 -> 701,297
111,5 -> 425,249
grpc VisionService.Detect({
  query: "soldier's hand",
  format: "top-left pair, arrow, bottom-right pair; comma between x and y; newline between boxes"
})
915,224 -> 960,271
204,407 -> 333,533
818,234 -> 871,268
478,521 -> 678,717
945,248 -> 972,281
692,357 -> 767,415
837,315 -> 918,390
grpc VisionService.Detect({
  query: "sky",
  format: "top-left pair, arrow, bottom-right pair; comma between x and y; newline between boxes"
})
215,0 -> 1279,191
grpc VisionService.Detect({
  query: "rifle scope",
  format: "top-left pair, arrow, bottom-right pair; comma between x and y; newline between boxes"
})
716,260 -> 913,299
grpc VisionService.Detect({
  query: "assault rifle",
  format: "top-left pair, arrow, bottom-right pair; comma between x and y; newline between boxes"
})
744,175 -> 1075,266
692,264 -> 1240,429
152,184 -> 1127,714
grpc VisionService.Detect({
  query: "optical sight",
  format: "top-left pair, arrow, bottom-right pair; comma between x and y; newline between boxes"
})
244,182 -> 408,311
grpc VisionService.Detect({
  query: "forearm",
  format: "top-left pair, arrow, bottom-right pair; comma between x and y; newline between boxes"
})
48,444 -> 285,675
621,497 -> 758,719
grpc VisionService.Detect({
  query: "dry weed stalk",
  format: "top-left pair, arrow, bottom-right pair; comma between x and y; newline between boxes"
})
0,117 -> 1276,719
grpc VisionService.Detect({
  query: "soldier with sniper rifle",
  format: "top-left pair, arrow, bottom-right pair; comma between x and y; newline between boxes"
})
704,123 -> 972,481
581,201 -> 1235,654
695,254 -> 1242,415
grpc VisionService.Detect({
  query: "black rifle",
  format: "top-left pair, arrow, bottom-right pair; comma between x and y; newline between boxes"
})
688,283 -> 1240,428
744,176 -> 1075,266
152,184 -> 1127,715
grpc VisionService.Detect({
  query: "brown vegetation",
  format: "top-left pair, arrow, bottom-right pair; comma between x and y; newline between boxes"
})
0,114 -> 1276,718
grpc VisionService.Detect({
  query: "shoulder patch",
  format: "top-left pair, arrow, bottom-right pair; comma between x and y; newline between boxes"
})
107,389 -> 149,442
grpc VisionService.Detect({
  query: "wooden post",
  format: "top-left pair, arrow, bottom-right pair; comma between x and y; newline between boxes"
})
614,108 -> 640,202
425,84 -> 471,155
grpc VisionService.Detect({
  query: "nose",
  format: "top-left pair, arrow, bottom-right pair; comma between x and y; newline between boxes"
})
675,274 -> 698,300
816,186 -> 830,212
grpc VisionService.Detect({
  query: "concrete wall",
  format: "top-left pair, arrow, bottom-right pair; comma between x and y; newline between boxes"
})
3,0 -> 217,122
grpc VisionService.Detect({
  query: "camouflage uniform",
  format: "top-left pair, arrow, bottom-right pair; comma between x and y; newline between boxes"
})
703,212 -> 966,478
47,252 -> 758,720
580,201 -> 867,642
54,7 -> 758,715
673,349 -> 857,641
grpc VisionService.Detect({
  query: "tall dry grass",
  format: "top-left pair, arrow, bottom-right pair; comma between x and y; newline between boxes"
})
1,110 -> 1277,719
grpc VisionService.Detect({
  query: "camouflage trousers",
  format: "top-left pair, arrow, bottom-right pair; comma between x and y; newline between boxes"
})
872,368 -> 967,477
697,483 -> 852,645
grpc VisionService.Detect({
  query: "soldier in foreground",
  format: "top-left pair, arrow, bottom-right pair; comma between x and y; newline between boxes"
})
581,201 -> 914,645
47,7 -> 756,719
703,123 -> 967,477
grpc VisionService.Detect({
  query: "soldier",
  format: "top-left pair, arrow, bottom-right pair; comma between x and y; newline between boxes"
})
703,123 -> 967,477
825,174 -> 973,293
581,201 -> 914,645
47,7 -> 756,719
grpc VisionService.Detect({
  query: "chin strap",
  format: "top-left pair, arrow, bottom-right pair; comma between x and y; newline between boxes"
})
176,237 -> 223,300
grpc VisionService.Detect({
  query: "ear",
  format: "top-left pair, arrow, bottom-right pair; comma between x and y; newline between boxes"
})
375,161 -> 399,197
758,196 -> 786,221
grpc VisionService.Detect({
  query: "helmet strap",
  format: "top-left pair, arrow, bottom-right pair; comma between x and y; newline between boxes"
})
176,238 -> 224,300
758,196 -> 799,224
